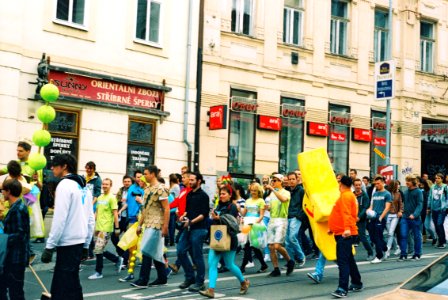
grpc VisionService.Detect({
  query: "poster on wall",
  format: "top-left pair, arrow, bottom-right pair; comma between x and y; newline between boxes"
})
43,136 -> 78,182
202,175 -> 217,204
126,144 -> 154,176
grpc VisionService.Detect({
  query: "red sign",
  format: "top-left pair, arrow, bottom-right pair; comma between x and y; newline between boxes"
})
329,112 -> 352,125
281,104 -> 306,119
352,128 -> 372,142
378,165 -> 396,185
307,122 -> 328,137
230,97 -> 258,113
49,70 -> 164,111
258,116 -> 281,131
374,137 -> 387,146
330,132 -> 346,142
208,105 -> 227,130
372,117 -> 393,130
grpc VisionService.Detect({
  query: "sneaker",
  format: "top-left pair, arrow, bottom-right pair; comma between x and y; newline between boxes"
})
437,244 -> 446,249
296,257 -> 306,268
246,261 -> 255,268
331,288 -> 347,298
88,272 -> 103,280
394,249 -> 401,256
370,257 -> 382,264
165,267 -> 173,278
86,256 -> 95,261
411,255 -> 421,261
269,268 -> 281,277
199,288 -> 215,298
115,257 -> 124,274
119,274 -> 135,282
348,284 -> 363,292
264,254 -> 271,262
130,280 -> 148,289
239,279 -> 250,295
307,272 -> 322,284
148,279 -> 167,287
397,255 -> 407,262
188,283 -> 206,292
179,280 -> 195,289
257,266 -> 268,273
286,259 -> 295,275
384,249 -> 390,260
366,255 -> 374,261
169,263 -> 179,274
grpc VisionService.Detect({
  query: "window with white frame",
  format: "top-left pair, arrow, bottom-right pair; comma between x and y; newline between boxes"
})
283,0 -> 304,46
231,0 -> 254,35
420,21 -> 435,73
136,0 -> 161,44
56,0 -> 86,26
330,0 -> 348,55
374,9 -> 389,62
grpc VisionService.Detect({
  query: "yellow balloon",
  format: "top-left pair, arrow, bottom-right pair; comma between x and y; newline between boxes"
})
129,262 -> 135,267
130,257 -> 136,262
132,250 -> 137,255
128,268 -> 134,273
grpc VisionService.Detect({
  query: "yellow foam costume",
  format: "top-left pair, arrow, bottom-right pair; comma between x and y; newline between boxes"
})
298,148 -> 340,261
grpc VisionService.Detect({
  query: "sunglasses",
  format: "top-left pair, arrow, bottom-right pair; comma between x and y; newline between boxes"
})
271,179 -> 280,182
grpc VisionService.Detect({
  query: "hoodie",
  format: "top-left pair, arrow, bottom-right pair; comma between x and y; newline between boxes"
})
46,174 -> 95,249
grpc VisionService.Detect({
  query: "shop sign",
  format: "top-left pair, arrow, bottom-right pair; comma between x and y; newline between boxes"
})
352,128 -> 372,142
258,115 -> 281,131
208,105 -> 227,130
230,96 -> 258,114
281,103 -> 307,119
374,137 -> 387,146
44,136 -> 78,165
48,70 -> 164,112
372,117 -> 393,130
329,111 -> 352,126
307,122 -> 328,137
330,132 -> 346,142
127,145 -> 154,176
421,124 -> 448,145
378,165 -> 398,185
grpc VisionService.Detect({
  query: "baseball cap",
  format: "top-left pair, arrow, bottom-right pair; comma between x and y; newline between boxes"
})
271,173 -> 284,181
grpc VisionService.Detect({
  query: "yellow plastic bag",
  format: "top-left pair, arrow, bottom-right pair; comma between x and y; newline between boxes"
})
118,222 -> 139,251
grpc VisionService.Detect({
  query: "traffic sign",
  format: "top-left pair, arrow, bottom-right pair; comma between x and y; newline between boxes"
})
375,60 -> 395,101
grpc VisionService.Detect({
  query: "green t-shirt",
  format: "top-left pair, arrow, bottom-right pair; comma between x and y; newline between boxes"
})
95,193 -> 118,232
268,188 -> 290,219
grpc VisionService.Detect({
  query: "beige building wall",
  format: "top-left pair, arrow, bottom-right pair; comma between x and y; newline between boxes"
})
200,0 -> 448,181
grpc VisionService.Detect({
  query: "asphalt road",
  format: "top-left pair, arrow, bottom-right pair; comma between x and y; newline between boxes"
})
24,241 -> 445,300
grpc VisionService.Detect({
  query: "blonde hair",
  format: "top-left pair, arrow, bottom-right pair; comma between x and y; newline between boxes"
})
405,174 -> 418,186
249,182 -> 264,199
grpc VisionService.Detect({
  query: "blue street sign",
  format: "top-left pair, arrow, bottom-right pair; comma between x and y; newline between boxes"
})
376,79 -> 393,99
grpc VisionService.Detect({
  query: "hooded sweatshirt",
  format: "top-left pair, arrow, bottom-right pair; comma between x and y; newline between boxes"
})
46,174 -> 94,249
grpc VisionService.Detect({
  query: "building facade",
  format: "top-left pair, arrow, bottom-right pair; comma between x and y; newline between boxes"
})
0,0 -> 200,190
199,0 -> 448,186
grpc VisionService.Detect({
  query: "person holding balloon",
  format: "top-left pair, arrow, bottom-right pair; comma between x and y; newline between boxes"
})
199,185 -> 250,298
240,182 -> 268,274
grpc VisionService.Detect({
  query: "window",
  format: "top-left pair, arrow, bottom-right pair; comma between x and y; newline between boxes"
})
279,98 -> 305,173
330,0 -> 348,55
228,90 -> 256,175
370,111 -> 386,178
56,0 -> 86,26
374,9 -> 389,62
136,0 -> 161,44
231,0 -> 254,35
283,0 -> 304,46
127,118 -> 156,176
420,21 -> 435,73
328,105 -> 350,174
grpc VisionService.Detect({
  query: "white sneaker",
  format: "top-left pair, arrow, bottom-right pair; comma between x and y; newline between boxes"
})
246,262 -> 255,268
394,249 -> 401,256
88,272 -> 103,280
264,254 -> 271,262
384,249 -> 390,260
116,257 -> 124,274
370,257 -> 382,264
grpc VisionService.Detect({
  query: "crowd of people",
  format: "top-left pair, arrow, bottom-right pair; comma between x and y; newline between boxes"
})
0,141 -> 447,299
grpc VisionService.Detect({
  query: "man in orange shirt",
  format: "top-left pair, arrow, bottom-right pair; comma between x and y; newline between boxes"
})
328,175 -> 363,298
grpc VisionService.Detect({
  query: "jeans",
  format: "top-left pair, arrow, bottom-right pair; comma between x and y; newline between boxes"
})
263,216 -> 270,255
367,218 -> 387,259
335,236 -> 362,292
51,243 -> 84,300
168,212 -> 177,245
386,214 -> 399,250
315,252 -> 327,277
357,220 -> 373,256
425,212 -> 436,239
0,263 -> 26,300
399,218 -> 422,257
138,254 -> 167,284
177,228 -> 207,284
208,249 -> 244,289
285,218 -> 305,260
432,210 -> 447,245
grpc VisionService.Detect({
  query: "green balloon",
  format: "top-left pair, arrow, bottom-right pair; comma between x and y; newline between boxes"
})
28,153 -> 47,171
40,83 -> 59,102
32,129 -> 51,147
252,223 -> 266,233
37,105 -> 56,124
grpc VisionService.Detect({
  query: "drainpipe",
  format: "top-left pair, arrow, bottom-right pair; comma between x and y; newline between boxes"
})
194,0 -> 204,172
183,0 -> 194,171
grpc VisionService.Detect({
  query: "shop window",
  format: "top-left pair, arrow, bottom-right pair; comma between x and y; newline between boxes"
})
328,104 -> 350,174
231,0 -> 254,36
279,98 -> 305,173
420,21 -> 435,73
44,108 -> 80,180
283,0 -> 304,46
136,0 -> 161,45
374,9 -> 389,62
55,0 -> 86,27
330,0 -> 349,55
370,111 -> 387,177
127,118 -> 156,176
228,90 -> 256,175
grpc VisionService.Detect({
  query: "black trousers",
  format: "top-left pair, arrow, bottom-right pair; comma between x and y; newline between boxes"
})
51,243 -> 84,300
138,254 -> 167,284
0,263 -> 26,300
335,235 -> 362,292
